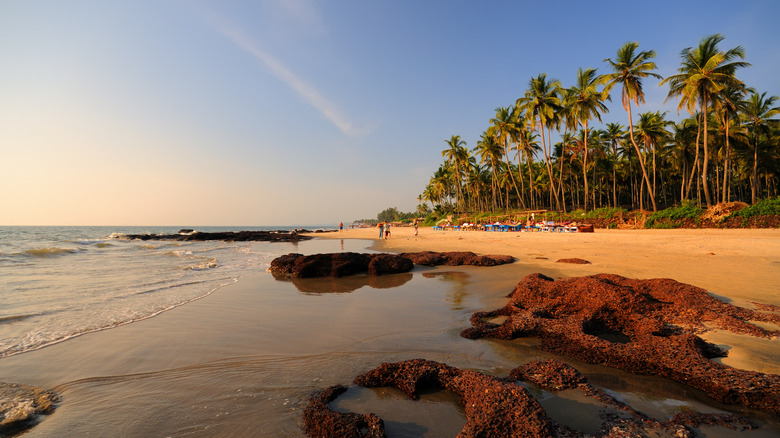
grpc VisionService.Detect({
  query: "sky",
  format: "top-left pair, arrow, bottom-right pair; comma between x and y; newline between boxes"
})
1,0 -> 778,226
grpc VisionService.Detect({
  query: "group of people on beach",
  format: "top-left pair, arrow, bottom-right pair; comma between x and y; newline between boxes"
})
377,222 -> 391,239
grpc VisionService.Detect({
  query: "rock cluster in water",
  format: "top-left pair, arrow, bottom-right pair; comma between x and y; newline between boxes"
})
269,251 -> 515,279
120,230 -> 314,242
461,273 -> 780,414
0,382 -> 58,436
303,359 -> 755,437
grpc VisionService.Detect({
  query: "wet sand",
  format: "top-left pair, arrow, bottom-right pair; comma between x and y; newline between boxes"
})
2,230 -> 779,436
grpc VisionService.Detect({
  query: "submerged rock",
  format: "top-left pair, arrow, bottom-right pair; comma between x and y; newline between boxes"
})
303,359 -> 753,437
0,382 -> 58,436
462,273 -> 780,414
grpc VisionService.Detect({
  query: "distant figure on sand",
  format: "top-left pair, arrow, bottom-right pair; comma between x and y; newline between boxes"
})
414,219 -> 419,236
339,221 -> 343,232
384,222 -> 391,239
378,222 -> 383,239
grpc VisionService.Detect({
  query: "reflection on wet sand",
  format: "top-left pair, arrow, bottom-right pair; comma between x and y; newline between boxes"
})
423,271 -> 471,310
285,273 -> 414,294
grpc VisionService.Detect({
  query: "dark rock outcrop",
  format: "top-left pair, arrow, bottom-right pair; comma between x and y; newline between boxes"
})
367,254 -> 414,276
269,253 -> 413,279
269,251 -> 514,280
303,359 -> 754,437
555,258 -> 591,264
0,382 -> 58,436
462,273 -> 780,414
120,230 -> 312,242
398,251 -> 515,267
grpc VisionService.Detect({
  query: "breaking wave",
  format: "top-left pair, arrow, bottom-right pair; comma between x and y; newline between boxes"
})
184,258 -> 219,271
23,247 -> 82,258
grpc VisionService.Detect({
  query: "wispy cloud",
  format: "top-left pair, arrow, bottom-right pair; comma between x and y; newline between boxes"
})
204,12 -> 368,137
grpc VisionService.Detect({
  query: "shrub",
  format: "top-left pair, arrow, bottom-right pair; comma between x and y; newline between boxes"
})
727,197 -> 780,219
645,201 -> 704,228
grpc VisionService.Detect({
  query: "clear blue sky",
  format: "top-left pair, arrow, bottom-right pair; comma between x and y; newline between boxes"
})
1,0 -> 778,226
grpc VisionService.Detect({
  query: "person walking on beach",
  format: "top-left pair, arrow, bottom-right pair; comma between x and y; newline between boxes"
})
339,221 -> 343,232
384,222 -> 390,239
414,219 -> 418,236
378,222 -> 384,239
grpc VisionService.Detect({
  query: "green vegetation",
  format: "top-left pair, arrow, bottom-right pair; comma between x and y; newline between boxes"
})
727,197 -> 780,219
418,35 -> 778,219
354,207 -> 420,225
645,201 -> 704,228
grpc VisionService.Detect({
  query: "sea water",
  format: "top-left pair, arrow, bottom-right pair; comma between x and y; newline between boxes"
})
0,226 -> 320,358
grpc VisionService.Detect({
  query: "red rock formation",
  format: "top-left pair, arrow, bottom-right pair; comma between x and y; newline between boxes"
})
303,385 -> 385,438
348,359 -> 554,437
303,359 -> 754,437
462,273 -> 780,414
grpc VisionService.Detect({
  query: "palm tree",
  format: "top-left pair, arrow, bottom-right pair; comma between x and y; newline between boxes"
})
568,67 -> 610,211
669,118 -> 698,202
660,34 -> 750,206
428,164 -> 454,210
556,88 -> 576,211
489,106 -> 526,209
441,135 -> 469,211
554,131 -> 576,209
600,123 -> 626,207
714,83 -> 750,202
514,130 -> 541,209
517,74 -> 563,209
635,111 -> 671,206
474,131 -> 503,210
742,91 -> 780,203
603,42 -> 662,211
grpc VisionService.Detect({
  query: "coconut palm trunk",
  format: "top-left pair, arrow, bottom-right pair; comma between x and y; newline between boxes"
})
626,102 -> 656,211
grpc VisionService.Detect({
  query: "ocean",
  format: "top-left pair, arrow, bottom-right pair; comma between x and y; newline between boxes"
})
0,226 -> 324,358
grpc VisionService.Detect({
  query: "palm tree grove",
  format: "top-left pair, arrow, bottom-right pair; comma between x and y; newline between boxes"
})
419,36 -> 780,226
